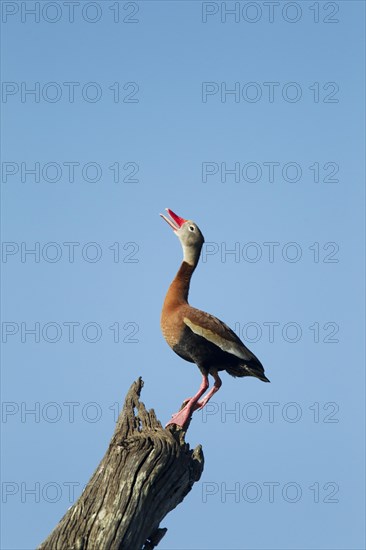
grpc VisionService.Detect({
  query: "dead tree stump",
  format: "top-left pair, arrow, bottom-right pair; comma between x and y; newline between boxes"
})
38,377 -> 204,550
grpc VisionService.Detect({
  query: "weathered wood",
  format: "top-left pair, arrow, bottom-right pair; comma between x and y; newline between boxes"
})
38,378 -> 204,550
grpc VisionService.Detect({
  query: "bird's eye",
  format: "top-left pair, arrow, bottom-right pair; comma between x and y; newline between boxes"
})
189,225 -> 195,231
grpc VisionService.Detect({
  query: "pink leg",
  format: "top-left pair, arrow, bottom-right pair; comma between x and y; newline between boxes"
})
166,374 -> 209,428
196,371 -> 222,410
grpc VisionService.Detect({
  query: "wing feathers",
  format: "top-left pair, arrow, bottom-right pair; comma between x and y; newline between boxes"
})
183,315 -> 252,361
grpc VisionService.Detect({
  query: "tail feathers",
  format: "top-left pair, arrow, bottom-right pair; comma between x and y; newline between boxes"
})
227,361 -> 270,383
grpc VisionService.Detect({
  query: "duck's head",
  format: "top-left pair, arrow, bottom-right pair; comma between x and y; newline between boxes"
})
160,208 -> 204,266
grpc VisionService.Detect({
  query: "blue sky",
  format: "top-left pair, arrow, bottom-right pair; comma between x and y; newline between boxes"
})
1,1 -> 365,549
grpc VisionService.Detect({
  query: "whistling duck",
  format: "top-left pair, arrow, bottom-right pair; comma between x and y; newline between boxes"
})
160,208 -> 269,428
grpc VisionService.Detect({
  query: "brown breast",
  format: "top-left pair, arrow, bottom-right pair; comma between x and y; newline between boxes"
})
161,261 -> 195,349
161,303 -> 187,349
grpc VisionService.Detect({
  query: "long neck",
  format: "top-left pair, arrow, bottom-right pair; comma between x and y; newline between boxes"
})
164,261 -> 196,307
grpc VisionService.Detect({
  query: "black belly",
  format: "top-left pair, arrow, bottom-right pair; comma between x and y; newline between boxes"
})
172,325 -> 240,375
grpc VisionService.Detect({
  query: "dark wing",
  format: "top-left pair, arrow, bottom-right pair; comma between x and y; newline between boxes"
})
183,307 -> 257,362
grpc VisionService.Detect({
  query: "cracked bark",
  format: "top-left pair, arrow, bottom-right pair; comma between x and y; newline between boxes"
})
37,377 -> 204,550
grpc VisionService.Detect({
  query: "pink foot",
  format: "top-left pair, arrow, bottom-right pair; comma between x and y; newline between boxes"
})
166,374 -> 210,428
165,404 -> 193,428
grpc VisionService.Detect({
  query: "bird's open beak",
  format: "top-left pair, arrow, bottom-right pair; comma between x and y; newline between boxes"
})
160,208 -> 187,231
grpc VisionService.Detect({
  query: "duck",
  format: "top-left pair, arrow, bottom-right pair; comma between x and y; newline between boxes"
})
160,208 -> 269,428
